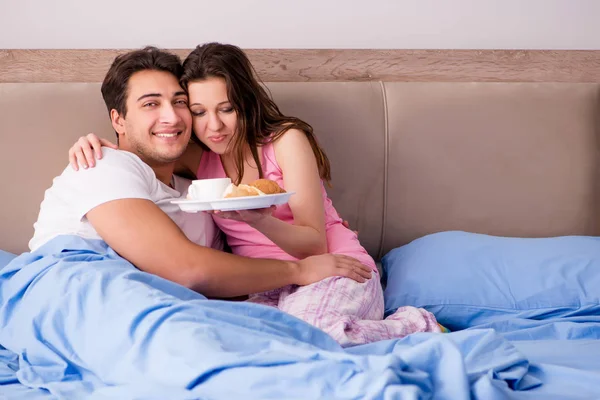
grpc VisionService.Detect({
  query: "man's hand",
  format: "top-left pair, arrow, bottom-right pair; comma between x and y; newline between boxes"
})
295,253 -> 372,285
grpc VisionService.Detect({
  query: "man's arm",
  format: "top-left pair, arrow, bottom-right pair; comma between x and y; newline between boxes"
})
87,199 -> 371,298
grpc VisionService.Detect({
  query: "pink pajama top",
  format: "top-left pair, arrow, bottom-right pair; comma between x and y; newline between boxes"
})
196,142 -> 376,270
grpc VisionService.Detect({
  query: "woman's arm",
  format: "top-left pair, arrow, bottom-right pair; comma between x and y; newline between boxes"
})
245,129 -> 328,259
68,134 -> 203,178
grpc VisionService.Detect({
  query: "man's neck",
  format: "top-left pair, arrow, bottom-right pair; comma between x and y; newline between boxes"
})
116,146 -> 175,187
152,164 -> 175,187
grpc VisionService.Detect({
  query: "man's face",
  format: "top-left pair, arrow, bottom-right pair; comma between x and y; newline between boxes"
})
112,70 -> 192,166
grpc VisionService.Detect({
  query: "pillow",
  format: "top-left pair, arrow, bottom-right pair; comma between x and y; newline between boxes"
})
0,250 -> 16,270
382,231 -> 600,330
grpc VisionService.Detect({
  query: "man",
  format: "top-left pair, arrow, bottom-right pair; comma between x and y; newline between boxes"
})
28,46 -> 371,298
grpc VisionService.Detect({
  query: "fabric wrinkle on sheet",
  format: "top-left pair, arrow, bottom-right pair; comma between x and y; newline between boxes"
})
197,141 -> 443,346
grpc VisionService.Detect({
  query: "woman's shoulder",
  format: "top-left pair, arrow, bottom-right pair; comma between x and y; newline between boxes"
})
268,128 -> 319,177
271,128 -> 309,152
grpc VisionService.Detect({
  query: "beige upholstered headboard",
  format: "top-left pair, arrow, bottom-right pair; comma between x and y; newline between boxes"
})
1,49 -> 599,259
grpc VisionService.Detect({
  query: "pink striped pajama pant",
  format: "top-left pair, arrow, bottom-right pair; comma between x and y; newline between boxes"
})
247,270 -> 442,347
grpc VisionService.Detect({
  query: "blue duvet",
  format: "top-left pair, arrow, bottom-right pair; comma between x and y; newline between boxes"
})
0,235 -> 598,399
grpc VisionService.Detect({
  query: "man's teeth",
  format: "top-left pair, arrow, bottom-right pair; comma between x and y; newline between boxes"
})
155,133 -> 178,138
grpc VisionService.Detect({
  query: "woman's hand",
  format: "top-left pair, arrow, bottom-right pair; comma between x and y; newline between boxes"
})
68,133 -> 118,171
210,206 -> 276,225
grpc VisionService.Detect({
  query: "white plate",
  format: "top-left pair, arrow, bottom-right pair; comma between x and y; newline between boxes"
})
171,192 -> 295,212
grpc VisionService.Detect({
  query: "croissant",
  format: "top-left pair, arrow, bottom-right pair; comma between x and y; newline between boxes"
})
223,179 -> 286,198
250,179 -> 286,195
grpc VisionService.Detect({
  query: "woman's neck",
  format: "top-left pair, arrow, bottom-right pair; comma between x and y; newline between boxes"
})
220,145 -> 262,183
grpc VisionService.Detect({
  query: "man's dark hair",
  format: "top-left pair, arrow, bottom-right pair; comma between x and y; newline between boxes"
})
101,46 -> 183,139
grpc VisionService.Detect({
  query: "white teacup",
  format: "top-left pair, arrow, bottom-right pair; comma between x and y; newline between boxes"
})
187,178 -> 231,201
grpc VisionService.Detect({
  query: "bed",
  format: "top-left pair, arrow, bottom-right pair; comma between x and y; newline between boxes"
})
1,49 -> 599,399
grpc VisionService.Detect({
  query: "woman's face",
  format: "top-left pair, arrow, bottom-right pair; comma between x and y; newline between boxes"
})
187,77 -> 238,155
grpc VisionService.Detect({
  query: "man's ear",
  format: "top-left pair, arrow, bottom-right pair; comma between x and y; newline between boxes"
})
110,109 -> 125,137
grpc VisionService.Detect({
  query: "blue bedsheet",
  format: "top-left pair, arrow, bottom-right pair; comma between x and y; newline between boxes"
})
0,235 -> 598,399
0,250 -> 16,270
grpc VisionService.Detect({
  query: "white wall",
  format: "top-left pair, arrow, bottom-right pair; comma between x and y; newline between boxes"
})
1,0 -> 599,50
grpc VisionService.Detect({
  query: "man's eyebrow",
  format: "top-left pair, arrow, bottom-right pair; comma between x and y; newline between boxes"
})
137,93 -> 161,102
136,91 -> 187,102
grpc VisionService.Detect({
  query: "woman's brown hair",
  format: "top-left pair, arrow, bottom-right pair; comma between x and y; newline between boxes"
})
181,42 -> 331,186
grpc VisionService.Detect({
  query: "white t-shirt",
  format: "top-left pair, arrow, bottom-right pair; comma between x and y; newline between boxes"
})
29,148 -> 222,252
